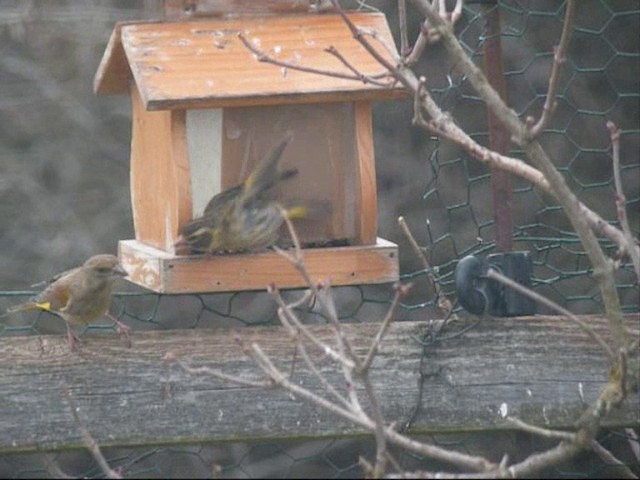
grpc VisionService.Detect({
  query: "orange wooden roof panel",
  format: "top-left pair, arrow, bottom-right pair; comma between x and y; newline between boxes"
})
95,13 -> 405,110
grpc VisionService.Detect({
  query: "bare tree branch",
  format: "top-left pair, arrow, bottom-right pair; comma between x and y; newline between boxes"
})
237,31 -> 393,87
506,416 -> 575,441
205,3 -> 639,477
267,284 -> 355,370
607,121 -> 640,282
404,19 -> 430,65
329,0 -> 398,74
164,352 -> 271,388
360,282 -> 409,371
245,340 -> 495,473
398,215 -> 453,315
527,0 -> 576,138
398,0 -> 409,56
411,0 -> 627,350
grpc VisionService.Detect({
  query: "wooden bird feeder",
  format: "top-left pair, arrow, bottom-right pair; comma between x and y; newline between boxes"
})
94,2 -> 405,293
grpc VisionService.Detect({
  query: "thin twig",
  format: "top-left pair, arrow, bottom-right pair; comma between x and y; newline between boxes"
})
277,238 -> 389,477
317,282 -> 361,359
330,0 -> 399,75
273,206 -> 319,297
358,26 -> 404,65
277,209 -> 402,477
62,386 -> 121,479
451,0 -> 464,24
314,282 -> 365,414
247,342 -> 494,472
398,215 -> 430,270
360,282 -> 410,371
254,0 -> 634,272
506,416 -> 575,441
272,215 -> 360,385
405,20 -> 430,65
271,291 -> 353,409
283,287 -> 316,311
398,0 -> 409,56
292,332 -> 353,410
248,342 -> 366,423
607,120 -> 640,282
486,268 -> 615,360
269,285 -> 356,370
507,439 -> 582,477
362,372 -> 388,476
398,215 -> 453,315
273,225 -> 363,390
324,45 -> 388,85
277,208 -> 364,401
414,74 -> 637,258
411,74 -> 430,127
507,369 -> 628,477
260,202 -> 495,473
406,0 -> 465,66
164,352 -> 270,388
528,0 -> 576,138
237,31 -> 392,87
415,0 -> 628,351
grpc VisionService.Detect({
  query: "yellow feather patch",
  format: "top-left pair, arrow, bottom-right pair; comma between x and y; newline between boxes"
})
285,206 -> 308,220
36,302 -> 52,311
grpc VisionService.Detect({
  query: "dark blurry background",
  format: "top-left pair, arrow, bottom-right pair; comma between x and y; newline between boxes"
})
1,1 -> 151,285
0,0 -> 638,478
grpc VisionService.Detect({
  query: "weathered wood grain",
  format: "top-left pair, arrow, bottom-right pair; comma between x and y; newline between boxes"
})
119,238 -> 399,293
117,13 -> 405,110
0,315 -> 637,453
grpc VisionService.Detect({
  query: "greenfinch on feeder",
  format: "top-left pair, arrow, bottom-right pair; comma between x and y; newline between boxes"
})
175,133 -> 311,255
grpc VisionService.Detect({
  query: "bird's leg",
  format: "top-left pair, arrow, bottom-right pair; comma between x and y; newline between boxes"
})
65,322 -> 81,351
107,313 -> 131,347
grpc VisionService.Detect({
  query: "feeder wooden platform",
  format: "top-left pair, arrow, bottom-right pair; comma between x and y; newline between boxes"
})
120,238 -> 398,293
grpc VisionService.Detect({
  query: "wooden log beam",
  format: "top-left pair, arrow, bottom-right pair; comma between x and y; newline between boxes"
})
0,315 -> 637,453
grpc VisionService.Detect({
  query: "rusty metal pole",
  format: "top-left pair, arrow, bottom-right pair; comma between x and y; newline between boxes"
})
483,3 -> 513,253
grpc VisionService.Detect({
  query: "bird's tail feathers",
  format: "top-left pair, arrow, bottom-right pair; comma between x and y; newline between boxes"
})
2,301 -> 52,317
243,132 -> 294,201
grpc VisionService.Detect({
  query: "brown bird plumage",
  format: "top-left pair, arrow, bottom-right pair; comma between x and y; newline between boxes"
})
174,133 -> 308,255
3,254 -> 129,350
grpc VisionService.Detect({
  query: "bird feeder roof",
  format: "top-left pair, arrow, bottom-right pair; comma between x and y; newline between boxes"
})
94,12 -> 405,110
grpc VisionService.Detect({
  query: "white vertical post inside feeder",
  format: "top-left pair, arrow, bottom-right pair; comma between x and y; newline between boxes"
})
187,109 -> 222,218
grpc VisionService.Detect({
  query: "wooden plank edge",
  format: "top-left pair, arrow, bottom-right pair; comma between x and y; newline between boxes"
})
143,88 -> 408,112
94,20 -> 164,95
119,238 -> 399,293
354,100 -> 377,244
0,317 -> 637,453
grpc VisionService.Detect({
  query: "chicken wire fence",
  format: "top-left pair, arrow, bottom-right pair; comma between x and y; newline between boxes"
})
1,0 -> 639,478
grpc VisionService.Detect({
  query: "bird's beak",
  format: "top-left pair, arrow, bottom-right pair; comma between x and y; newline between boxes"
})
174,235 -> 192,256
114,264 -> 128,278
